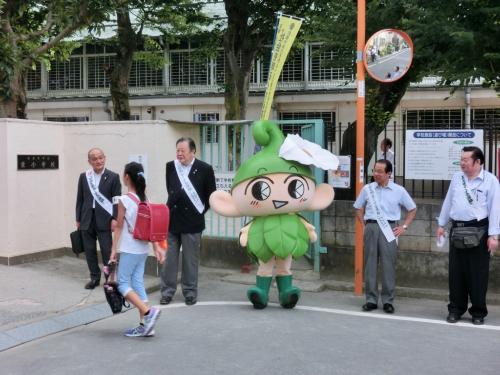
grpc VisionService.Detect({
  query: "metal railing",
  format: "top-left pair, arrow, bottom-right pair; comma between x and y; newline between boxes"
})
334,120 -> 500,199
27,80 -> 355,99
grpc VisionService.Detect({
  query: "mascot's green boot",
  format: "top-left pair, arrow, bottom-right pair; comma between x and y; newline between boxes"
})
247,276 -> 272,309
276,275 -> 301,309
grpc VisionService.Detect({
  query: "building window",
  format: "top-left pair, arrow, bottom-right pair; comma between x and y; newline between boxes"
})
48,57 -> 83,90
473,108 -> 500,127
44,116 -> 89,122
27,63 -> 42,91
280,50 -> 304,82
279,111 -> 336,143
194,112 -> 220,122
259,49 -> 272,84
130,114 -> 140,120
170,50 -> 209,86
405,109 -> 464,129
195,113 -> 220,143
215,50 -> 225,85
309,45 -> 354,81
88,55 -> 115,89
129,60 -> 163,87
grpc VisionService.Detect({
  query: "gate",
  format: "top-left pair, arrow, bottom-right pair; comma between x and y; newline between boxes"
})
200,119 -> 327,273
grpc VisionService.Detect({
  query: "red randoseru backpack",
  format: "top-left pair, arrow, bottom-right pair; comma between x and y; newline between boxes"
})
127,193 -> 170,242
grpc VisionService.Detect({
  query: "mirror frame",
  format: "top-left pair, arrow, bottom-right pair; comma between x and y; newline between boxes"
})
363,28 -> 414,83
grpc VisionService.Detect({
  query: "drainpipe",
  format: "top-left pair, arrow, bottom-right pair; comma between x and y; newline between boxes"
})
464,87 -> 471,129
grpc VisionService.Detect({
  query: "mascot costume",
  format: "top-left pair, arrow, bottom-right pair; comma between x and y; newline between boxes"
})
210,120 -> 338,309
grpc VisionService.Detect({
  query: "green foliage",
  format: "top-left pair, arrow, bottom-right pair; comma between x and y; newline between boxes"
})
221,0 -> 319,118
0,0 -> 111,115
365,88 -> 396,129
133,37 -> 164,69
311,0 -> 500,120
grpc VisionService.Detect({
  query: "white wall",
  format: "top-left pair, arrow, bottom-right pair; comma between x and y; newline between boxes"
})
0,123 -> 8,253
0,119 -> 199,258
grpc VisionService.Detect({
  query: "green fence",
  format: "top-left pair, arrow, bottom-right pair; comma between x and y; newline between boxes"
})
200,119 -> 327,272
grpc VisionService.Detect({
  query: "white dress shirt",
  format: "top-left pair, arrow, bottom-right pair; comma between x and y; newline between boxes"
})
438,169 -> 500,236
353,181 -> 416,221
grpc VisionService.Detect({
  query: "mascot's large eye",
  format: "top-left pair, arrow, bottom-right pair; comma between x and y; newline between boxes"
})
251,181 -> 271,201
288,179 -> 305,199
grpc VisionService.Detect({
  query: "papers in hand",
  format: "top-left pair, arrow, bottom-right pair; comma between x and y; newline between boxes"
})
279,134 -> 339,171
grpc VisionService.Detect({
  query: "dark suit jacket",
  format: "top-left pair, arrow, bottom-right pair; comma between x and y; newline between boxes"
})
76,169 -> 122,231
166,159 -> 216,234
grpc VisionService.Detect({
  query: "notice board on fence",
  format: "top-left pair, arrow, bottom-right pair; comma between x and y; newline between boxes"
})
405,129 -> 483,180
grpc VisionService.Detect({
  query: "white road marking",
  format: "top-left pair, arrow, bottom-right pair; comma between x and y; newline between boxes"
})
157,301 -> 500,331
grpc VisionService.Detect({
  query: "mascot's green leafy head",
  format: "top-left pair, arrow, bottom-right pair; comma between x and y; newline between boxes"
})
231,120 -> 313,189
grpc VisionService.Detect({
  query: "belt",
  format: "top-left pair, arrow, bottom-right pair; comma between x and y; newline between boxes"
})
452,218 -> 488,228
365,219 -> 395,224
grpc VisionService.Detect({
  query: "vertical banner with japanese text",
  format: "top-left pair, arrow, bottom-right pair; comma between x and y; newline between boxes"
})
260,14 -> 302,120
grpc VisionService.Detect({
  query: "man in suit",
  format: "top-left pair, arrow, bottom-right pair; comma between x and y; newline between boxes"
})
76,148 -> 121,289
160,137 -> 216,306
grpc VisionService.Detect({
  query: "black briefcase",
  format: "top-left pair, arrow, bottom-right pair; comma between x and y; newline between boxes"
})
70,230 -> 85,256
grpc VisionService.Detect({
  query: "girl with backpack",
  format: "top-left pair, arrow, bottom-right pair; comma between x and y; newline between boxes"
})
110,161 -> 165,337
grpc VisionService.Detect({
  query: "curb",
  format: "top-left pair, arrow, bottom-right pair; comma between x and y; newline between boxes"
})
0,284 -> 160,353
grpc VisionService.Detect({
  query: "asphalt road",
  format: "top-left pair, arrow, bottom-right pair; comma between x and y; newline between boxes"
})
2,279 -> 500,375
367,48 -> 411,80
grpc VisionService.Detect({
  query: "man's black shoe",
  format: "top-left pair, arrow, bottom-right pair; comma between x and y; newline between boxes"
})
446,314 -> 460,323
383,303 -> 395,314
185,297 -> 197,306
472,317 -> 484,325
160,296 -> 172,305
362,303 -> 377,311
84,279 -> 100,290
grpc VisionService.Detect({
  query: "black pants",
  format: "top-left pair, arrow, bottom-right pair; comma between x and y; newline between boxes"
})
448,232 -> 490,318
81,214 -> 112,281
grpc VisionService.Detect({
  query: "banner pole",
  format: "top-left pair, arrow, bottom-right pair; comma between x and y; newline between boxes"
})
354,0 -> 366,296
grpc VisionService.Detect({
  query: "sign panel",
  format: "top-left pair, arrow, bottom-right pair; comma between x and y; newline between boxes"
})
215,172 -> 235,193
17,155 -> 59,170
328,155 -> 351,188
405,129 -> 483,180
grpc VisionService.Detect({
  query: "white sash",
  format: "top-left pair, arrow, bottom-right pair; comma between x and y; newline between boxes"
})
86,169 -> 113,216
174,160 -> 205,214
367,183 -> 396,243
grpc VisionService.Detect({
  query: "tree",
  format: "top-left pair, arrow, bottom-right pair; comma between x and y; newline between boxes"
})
91,0 -> 207,121
0,0 -> 110,118
312,0 -> 500,198
222,0 -> 316,120
404,0 -> 500,93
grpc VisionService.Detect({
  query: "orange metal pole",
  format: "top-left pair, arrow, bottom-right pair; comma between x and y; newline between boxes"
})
354,0 -> 366,296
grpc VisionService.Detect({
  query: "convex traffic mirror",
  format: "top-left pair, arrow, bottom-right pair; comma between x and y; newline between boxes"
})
363,29 -> 413,83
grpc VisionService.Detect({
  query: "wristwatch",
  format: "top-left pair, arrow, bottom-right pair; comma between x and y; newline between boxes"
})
402,224 -> 408,230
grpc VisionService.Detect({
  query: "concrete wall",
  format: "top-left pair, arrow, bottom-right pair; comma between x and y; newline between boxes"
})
320,200 -> 500,291
0,118 -> 199,261
198,198 -> 500,291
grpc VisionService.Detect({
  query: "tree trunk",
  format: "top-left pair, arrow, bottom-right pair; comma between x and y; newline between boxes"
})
336,77 -> 410,200
224,44 -> 255,120
224,63 -> 240,120
0,67 -> 27,119
108,5 -> 137,121
223,0 -> 255,120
